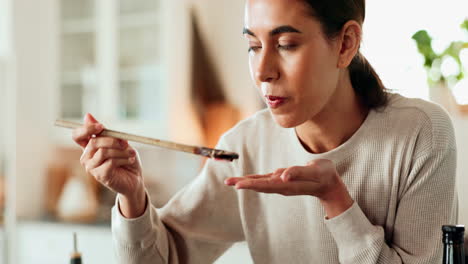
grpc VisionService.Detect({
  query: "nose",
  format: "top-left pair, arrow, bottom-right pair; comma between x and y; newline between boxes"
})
255,49 -> 280,83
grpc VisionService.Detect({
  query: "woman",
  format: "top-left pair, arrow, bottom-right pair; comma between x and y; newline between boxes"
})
73,0 -> 457,263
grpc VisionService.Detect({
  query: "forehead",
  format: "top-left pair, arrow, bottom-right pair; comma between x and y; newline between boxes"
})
244,0 -> 313,30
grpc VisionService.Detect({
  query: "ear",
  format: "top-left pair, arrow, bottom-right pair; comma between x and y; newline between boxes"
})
337,20 -> 362,68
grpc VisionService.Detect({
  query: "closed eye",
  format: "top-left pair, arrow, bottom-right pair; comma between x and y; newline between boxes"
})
248,46 -> 261,53
248,44 -> 298,53
278,44 -> 298,51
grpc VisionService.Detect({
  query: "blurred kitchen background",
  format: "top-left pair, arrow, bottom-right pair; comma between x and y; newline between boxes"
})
0,0 -> 467,263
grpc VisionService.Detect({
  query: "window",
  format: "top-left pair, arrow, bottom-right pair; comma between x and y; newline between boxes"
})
362,0 -> 468,99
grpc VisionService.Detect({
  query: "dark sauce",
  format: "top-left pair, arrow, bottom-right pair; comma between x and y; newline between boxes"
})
197,147 -> 239,162
213,152 -> 239,162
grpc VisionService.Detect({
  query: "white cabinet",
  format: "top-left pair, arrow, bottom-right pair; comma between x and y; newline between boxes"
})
54,0 -> 188,144
2,1 -> 194,263
17,221 -> 115,264
16,221 -> 252,264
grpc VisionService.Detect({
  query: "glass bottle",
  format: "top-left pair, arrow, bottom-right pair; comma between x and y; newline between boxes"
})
442,225 -> 465,264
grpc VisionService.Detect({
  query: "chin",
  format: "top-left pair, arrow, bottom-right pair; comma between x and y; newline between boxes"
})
270,111 -> 302,128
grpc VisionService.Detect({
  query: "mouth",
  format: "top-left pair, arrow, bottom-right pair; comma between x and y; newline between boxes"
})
265,95 -> 288,109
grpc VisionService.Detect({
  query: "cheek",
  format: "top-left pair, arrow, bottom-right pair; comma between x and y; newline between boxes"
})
248,57 -> 257,84
281,50 -> 339,123
284,54 -> 319,99
287,49 -> 338,96
249,57 -> 265,97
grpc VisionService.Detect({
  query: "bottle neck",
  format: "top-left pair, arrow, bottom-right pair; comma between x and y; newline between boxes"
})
444,234 -> 465,245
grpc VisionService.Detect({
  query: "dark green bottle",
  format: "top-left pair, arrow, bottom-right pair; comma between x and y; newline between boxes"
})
442,225 -> 465,264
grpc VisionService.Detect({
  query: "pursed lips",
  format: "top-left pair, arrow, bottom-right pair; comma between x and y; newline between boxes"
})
265,95 -> 288,108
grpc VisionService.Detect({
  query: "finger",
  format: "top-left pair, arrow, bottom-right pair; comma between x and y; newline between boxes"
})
91,157 -> 137,184
89,136 -> 127,150
224,174 -> 272,186
235,177 -> 283,190
80,137 -> 129,165
72,122 -> 104,148
236,178 -> 286,194
86,136 -> 127,154
272,168 -> 287,179
225,169 -> 286,186
225,172 -> 273,185
80,144 -> 91,162
85,148 -> 136,171
237,179 -> 319,196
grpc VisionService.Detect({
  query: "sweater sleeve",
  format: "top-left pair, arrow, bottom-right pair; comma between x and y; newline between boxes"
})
324,146 -> 457,263
111,137 -> 245,264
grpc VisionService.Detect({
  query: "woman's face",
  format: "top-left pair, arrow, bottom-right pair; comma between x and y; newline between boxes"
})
244,0 -> 342,128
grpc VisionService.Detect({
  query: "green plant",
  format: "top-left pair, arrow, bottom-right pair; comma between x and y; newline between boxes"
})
412,19 -> 468,87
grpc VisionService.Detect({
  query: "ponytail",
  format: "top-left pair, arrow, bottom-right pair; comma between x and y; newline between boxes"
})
349,52 -> 388,109
302,0 -> 389,109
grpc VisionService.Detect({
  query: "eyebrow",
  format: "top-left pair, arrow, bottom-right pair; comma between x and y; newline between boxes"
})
242,25 -> 302,37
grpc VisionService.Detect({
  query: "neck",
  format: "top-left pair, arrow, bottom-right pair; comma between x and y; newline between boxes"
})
295,73 -> 368,154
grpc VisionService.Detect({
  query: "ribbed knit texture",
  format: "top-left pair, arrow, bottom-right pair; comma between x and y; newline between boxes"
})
112,93 -> 458,264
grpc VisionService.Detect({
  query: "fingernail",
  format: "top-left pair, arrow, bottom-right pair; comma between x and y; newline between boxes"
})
225,179 -> 235,186
129,157 -> 136,163
129,150 -> 136,156
120,140 -> 127,148
235,183 -> 244,189
282,173 -> 290,182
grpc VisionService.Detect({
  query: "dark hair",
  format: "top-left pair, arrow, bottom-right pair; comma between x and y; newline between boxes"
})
302,0 -> 388,109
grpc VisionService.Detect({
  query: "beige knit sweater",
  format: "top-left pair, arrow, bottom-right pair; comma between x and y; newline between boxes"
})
111,93 -> 458,264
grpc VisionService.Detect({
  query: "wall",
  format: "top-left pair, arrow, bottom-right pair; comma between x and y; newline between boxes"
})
11,0 -> 58,219
166,0 -> 205,146
453,115 -> 468,225
1,0 -> 16,262
191,0 -> 261,119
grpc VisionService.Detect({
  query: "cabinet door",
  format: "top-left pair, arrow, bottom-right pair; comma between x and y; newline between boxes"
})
117,0 -> 168,126
58,0 -> 169,138
59,0 -> 96,120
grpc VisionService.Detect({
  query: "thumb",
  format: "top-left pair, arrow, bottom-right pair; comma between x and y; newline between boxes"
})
280,166 -> 310,182
84,113 -> 99,125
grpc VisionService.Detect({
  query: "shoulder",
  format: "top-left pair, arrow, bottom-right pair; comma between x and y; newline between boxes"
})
383,93 -> 456,153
